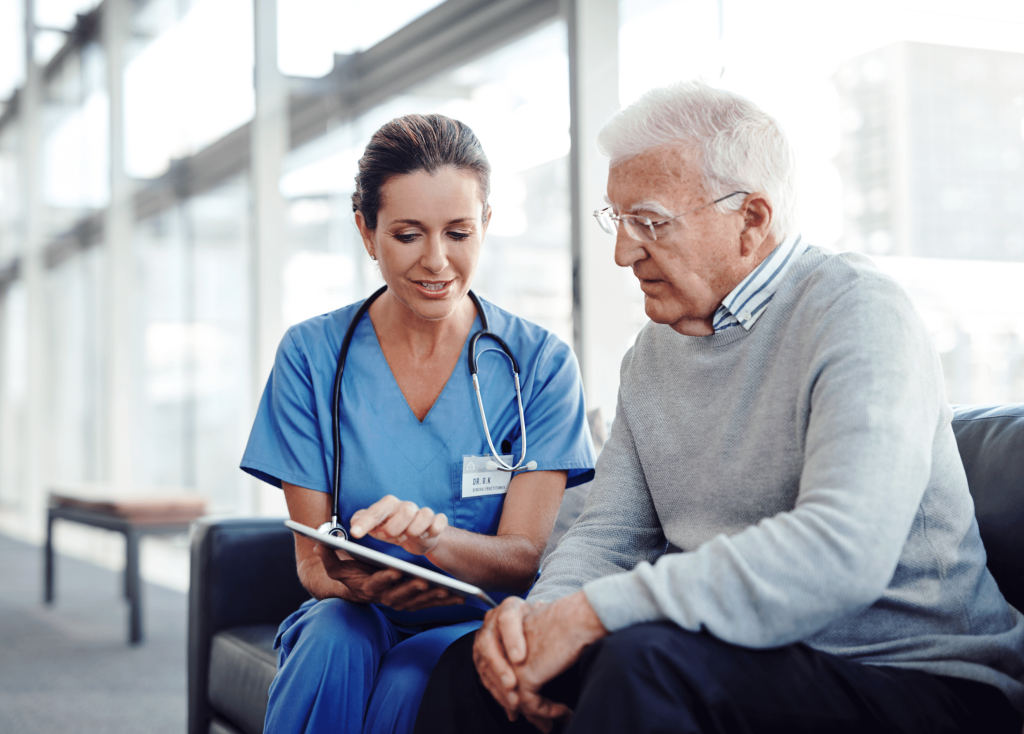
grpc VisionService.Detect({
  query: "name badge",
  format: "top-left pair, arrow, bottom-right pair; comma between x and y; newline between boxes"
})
461,455 -> 513,499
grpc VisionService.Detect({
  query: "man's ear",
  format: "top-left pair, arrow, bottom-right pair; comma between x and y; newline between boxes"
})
739,193 -> 773,257
354,210 -> 377,260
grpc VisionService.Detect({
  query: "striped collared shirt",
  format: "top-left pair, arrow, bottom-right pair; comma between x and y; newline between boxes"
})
712,233 -> 807,333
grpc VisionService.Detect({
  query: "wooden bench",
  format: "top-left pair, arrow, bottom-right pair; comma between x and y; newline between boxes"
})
45,491 -> 207,644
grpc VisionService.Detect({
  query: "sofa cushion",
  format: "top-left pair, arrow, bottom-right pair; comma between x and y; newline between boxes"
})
951,404 -> 1024,612
208,625 -> 278,734
209,717 -> 245,734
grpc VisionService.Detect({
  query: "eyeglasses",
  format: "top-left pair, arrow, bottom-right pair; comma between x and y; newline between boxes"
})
593,191 -> 749,242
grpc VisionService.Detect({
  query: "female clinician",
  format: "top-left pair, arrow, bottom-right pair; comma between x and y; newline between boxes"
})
240,113 -> 596,734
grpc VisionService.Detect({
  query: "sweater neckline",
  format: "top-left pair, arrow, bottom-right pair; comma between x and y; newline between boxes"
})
656,245 -> 827,353
666,320 -> 751,351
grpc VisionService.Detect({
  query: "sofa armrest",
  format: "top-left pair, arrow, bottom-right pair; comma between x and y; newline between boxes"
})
188,516 -> 310,734
951,404 -> 1024,613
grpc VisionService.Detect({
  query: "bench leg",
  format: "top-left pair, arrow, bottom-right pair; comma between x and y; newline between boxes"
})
44,512 -> 55,604
125,529 -> 142,644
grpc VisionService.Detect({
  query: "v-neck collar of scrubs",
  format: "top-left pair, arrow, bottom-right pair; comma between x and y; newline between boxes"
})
365,310 -> 481,426
346,308 -> 483,472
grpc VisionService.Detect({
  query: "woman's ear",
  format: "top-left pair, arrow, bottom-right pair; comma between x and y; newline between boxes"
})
482,204 -> 492,234
354,211 -> 377,260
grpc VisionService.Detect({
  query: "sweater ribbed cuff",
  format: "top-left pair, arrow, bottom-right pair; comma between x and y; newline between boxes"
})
583,568 -> 664,632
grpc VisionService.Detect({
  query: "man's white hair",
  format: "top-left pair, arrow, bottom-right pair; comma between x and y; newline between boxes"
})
597,80 -> 796,240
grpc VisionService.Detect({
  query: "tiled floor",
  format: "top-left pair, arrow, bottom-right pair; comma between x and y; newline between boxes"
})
0,532 -> 187,733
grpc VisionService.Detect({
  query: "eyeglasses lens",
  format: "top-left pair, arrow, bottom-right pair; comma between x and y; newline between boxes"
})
594,210 -> 658,241
595,210 -> 615,235
624,218 -> 655,242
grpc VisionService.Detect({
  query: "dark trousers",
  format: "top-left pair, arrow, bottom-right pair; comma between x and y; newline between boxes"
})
414,621 -> 1022,734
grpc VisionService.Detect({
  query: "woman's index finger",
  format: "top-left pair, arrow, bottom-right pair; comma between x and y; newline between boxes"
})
350,495 -> 401,537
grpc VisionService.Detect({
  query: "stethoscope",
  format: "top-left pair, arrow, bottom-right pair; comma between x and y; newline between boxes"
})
318,285 -> 535,539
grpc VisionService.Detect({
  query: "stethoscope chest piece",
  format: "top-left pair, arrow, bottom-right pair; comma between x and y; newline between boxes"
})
317,520 -> 349,541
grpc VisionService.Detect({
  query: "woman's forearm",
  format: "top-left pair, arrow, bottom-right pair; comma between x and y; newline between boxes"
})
295,550 -> 352,601
425,470 -> 568,592
425,526 -> 543,593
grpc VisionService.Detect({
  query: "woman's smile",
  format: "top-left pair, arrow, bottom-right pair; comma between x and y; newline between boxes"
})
414,279 -> 453,297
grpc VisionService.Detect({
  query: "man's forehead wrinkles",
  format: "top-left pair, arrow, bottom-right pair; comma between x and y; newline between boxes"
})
608,169 -> 695,215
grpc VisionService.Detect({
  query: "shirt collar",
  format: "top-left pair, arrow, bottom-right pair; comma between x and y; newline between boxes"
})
712,233 -> 807,333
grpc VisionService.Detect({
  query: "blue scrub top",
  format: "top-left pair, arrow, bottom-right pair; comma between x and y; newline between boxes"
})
241,294 -> 596,624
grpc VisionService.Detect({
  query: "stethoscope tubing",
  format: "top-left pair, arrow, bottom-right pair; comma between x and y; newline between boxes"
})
329,286 -> 387,535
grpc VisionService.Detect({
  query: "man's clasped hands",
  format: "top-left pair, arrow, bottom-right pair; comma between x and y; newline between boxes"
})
473,591 -> 609,733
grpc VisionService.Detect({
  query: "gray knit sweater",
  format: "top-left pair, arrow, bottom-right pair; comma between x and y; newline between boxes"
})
532,245 -> 1024,710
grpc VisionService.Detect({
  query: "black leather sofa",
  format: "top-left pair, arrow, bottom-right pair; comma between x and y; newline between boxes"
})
188,404 -> 1024,734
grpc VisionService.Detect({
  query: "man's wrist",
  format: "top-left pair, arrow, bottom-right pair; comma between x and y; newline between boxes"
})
554,590 -> 608,649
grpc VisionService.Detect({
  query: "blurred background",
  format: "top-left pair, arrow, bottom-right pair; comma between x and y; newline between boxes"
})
0,0 -> 1023,589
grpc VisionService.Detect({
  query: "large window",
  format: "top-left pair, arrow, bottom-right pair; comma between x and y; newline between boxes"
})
33,0 -> 102,65
279,21 -> 573,343
125,0 -> 254,179
48,245 -> 105,484
0,281 -> 26,509
3,0 -> 1021,564
135,176 -> 252,511
0,0 -> 25,109
620,0 -> 1024,404
41,39 -> 108,238
277,0 -> 445,77
0,125 -> 19,262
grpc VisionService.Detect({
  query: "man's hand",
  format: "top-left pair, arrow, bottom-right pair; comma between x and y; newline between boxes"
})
473,592 -> 608,732
474,597 -> 533,721
315,544 -> 464,611
349,495 -> 449,555
513,592 -> 607,731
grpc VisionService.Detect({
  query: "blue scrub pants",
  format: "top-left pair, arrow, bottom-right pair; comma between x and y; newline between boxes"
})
264,598 -> 482,734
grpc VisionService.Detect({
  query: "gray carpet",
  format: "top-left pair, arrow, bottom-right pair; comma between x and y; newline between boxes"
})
0,532 -> 187,733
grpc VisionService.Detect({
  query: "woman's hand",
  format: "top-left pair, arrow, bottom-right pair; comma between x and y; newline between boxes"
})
349,495 -> 448,555
315,544 -> 464,611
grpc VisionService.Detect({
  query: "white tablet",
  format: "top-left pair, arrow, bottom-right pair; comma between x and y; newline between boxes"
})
285,519 -> 498,608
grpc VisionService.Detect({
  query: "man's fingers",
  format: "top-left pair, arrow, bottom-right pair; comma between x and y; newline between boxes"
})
497,603 -> 528,664
520,692 -> 572,733
523,713 -> 553,734
476,622 -> 517,689
473,623 -> 520,715
526,696 -> 572,721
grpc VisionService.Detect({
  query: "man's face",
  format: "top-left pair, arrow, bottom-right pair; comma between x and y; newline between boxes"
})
606,148 -> 752,336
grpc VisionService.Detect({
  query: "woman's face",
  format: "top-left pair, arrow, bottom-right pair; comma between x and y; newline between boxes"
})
357,167 -> 490,323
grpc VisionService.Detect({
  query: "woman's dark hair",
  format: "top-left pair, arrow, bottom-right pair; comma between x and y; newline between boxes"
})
352,114 -> 491,230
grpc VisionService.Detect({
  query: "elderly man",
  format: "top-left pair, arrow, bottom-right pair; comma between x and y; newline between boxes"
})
413,81 -> 1024,733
